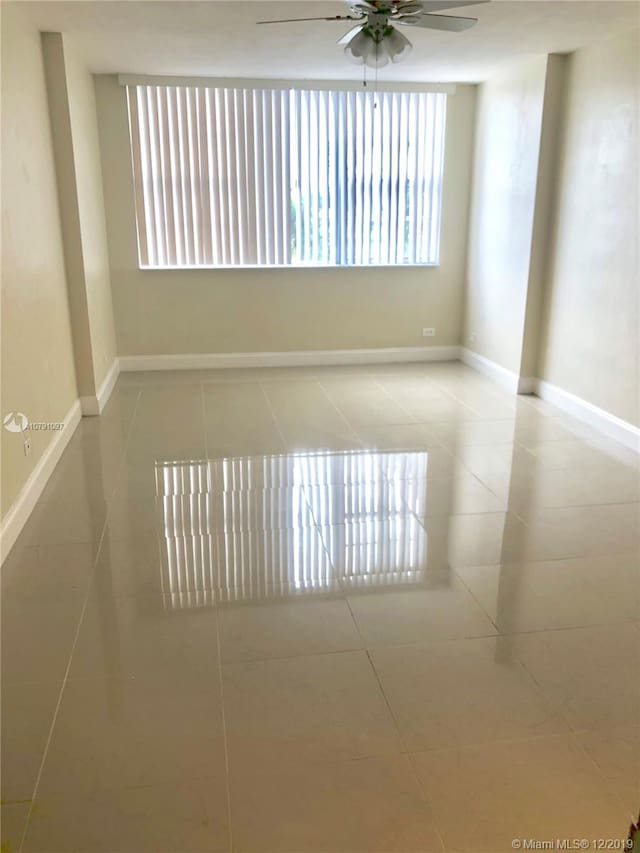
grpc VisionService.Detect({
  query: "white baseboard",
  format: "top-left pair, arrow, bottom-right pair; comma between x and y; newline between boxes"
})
516,375 -> 536,395
80,358 -> 120,416
459,348 -> 534,395
119,346 -> 461,372
534,379 -> 640,453
0,399 -> 82,564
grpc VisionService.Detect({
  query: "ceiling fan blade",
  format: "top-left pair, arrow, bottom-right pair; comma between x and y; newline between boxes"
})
256,15 -> 360,24
397,13 -> 478,31
405,1 -> 488,10
338,24 -> 364,45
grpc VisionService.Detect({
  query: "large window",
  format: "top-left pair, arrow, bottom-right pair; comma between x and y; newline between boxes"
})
126,83 -> 447,269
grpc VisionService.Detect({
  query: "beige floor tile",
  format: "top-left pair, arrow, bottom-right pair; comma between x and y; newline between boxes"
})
17,498 -> 107,549
206,429 -> 285,459
112,370 -> 147,386
1,680 -> 60,802
580,465 -> 640,503
411,735 -> 628,852
1,598 -> 84,685
203,382 -> 284,457
229,754 -> 442,852
346,580 -> 497,647
424,511 -> 574,567
128,386 -> 206,459
456,555 -> 639,633
371,636 -> 569,751
282,428 -> 363,453
319,515 -> 447,591
202,525 -> 335,604
103,496 -> 164,545
403,472 -> 506,517
263,380 -> 361,452
4,363 -> 638,851
405,397 -> 481,424
501,468 -> 598,511
69,592 -> 220,682
126,430 -> 207,463
22,780 -> 230,853
353,422 -> 441,451
525,438 -> 639,471
382,446 -> 461,480
452,441 -> 538,480
319,377 -> 415,426
38,446 -> 122,507
38,677 -> 226,796
515,504 -> 640,558
511,624 -> 640,732
577,724 -> 640,817
496,464 -> 640,512
223,650 -> 400,764
134,383 -> 204,416
218,598 -> 361,663
515,416 -> 600,445
93,535 -> 165,598
428,419 -> 518,448
1,542 -> 95,604
1,803 -> 30,853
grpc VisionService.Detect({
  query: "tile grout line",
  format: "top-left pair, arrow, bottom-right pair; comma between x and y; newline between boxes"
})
368,375 -> 420,425
315,380 -> 364,446
343,593 -> 448,853
18,383 -> 144,852
257,381 -> 288,454
202,379 -> 235,853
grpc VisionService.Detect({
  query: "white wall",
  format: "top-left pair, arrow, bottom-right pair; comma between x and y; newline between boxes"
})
63,39 -> 118,391
0,5 -> 78,519
538,28 -> 639,427
94,75 -> 476,357
42,32 -> 117,399
463,55 -> 549,375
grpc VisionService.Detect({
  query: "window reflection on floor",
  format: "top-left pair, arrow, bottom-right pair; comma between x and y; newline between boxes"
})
155,450 -> 431,608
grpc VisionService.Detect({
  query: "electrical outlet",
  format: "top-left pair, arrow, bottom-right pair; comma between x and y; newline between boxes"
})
422,328 -> 435,338
23,438 -> 32,456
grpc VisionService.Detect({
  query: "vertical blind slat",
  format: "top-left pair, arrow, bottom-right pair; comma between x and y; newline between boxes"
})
127,84 -> 445,268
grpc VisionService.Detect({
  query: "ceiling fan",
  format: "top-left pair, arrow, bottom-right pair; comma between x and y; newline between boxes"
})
257,1 -> 489,68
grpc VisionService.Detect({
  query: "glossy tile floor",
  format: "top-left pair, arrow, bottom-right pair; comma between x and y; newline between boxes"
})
2,362 -> 639,852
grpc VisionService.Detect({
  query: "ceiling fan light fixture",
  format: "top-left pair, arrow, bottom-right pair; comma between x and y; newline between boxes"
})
344,24 -> 412,68
386,26 -> 412,62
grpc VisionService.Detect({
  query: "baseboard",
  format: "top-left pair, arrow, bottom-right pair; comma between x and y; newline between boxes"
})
459,348 -> 534,395
0,399 -> 82,564
534,379 -> 640,453
80,358 -> 120,416
119,346 -> 461,372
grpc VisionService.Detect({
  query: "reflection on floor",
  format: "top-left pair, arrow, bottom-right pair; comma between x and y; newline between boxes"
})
157,451 -> 430,608
1,362 -> 638,852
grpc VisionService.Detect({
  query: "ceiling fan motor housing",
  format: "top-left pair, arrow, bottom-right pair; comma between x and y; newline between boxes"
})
349,2 -> 425,43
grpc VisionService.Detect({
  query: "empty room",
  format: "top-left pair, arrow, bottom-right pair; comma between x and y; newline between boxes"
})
1,0 -> 638,850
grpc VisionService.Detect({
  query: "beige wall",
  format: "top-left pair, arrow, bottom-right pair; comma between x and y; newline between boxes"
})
538,29 -> 639,426
463,56 -> 549,374
1,5 -> 78,520
94,75 -> 476,356
42,33 -> 117,396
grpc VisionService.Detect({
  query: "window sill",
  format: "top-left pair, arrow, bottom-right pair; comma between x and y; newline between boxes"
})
138,263 -> 440,271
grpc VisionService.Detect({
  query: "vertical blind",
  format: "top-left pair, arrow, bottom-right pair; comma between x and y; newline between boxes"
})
126,84 -> 447,268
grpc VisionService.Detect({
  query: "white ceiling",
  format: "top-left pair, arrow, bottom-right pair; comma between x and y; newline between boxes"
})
19,0 -> 640,83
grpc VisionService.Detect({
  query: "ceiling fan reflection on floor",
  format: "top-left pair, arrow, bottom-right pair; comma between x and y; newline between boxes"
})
257,1 -> 489,69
